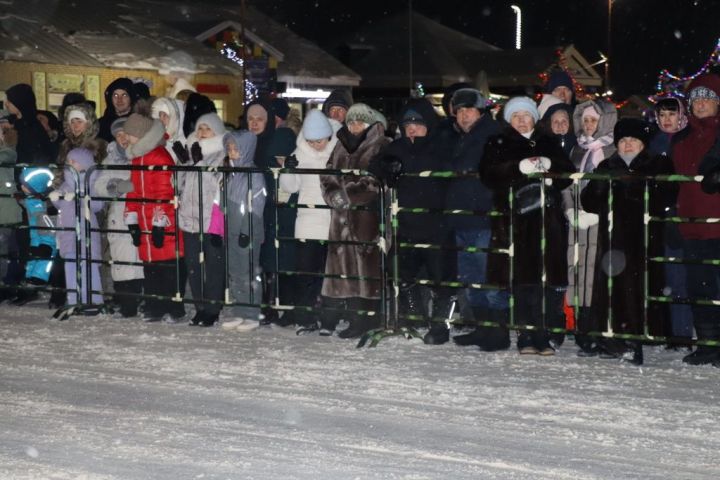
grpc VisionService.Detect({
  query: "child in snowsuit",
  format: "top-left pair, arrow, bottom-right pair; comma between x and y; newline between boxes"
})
18,166 -> 57,286
50,148 -> 104,306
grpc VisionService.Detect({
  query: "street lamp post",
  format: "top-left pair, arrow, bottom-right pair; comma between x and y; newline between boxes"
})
511,5 -> 522,50
606,0 -> 612,89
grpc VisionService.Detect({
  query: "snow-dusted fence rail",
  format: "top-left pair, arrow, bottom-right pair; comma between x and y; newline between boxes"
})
1,163 -> 718,350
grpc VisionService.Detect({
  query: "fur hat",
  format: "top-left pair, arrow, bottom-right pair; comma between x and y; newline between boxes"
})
451,88 -> 489,112
503,96 -> 540,123
124,113 -> 154,138
345,103 -> 377,126
613,118 -> 651,146
441,82 -> 472,117
195,112 -> 226,136
271,98 -> 290,120
67,147 -> 95,171
302,109 -> 333,141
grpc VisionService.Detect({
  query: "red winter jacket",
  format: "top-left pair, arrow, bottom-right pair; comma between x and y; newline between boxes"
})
672,114 -> 720,240
124,121 -> 184,262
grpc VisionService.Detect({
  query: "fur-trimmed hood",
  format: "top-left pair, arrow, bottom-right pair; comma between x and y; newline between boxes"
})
152,97 -> 186,143
572,100 -> 617,139
126,120 -> 166,158
63,102 -> 100,146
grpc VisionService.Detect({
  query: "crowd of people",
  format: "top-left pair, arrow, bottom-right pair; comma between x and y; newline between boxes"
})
2,68 -> 720,367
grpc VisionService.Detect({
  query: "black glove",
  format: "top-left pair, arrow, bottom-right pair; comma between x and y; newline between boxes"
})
380,154 -> 403,188
46,205 -> 59,216
190,142 -> 203,164
209,234 -> 223,247
151,225 -> 165,249
172,141 -> 190,164
701,170 -> 720,194
238,233 -> 250,248
128,224 -> 141,247
284,154 -> 299,169
30,244 -> 53,259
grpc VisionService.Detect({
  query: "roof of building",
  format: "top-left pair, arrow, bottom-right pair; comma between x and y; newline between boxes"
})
0,0 -> 360,85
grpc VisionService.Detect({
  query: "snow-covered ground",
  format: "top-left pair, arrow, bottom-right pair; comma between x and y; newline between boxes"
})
1,303 -> 719,480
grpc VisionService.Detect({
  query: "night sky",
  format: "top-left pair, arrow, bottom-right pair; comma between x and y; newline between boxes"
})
241,0 -> 720,99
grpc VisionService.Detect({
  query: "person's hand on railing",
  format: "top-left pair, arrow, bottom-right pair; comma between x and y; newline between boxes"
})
190,142 -> 203,164
701,170 -> 720,194
172,141 -> 190,164
209,234 -> 223,247
519,156 -> 551,174
576,210 -> 599,229
283,154 -> 299,169
327,190 -> 350,210
151,226 -> 165,248
47,190 -> 61,202
379,154 -> 403,188
127,224 -> 141,247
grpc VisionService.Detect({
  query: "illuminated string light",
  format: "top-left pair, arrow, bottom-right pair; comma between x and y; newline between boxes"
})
651,38 -> 720,103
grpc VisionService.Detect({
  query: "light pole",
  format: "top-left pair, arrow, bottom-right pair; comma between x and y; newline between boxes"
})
511,5 -> 522,50
606,0 -> 612,90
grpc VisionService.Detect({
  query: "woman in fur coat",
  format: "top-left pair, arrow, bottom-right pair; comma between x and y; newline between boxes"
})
320,103 -> 391,339
481,97 -> 576,354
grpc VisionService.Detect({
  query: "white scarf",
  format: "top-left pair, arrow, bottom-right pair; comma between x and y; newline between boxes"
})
577,133 -> 614,173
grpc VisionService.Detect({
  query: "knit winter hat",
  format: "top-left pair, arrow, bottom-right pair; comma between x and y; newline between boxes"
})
151,98 -> 171,119
400,108 -> 427,126
195,112 -> 226,136
67,108 -> 87,123
67,147 -> 95,171
20,166 -> 54,195
613,118 -> 651,146
686,73 -> 720,109
503,96 -> 540,123
451,88 -> 489,112
124,113 -> 154,138
110,117 -> 128,137
538,94 -> 564,119
688,86 -> 719,106
345,103 -> 376,126
301,109 -> 333,141
322,89 -> 353,116
271,98 -> 290,120
546,70 -> 574,93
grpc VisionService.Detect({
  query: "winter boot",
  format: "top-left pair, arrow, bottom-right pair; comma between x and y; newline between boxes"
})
479,309 -> 511,352
399,282 -> 425,327
423,295 -> 454,344
11,289 -> 39,306
260,273 -> 279,326
683,322 -> 720,365
517,331 -> 538,355
453,306 -> 490,346
0,286 -> 17,304
533,330 -> 555,356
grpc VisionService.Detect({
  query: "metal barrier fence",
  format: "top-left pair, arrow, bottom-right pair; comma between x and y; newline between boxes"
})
1,162 -> 718,351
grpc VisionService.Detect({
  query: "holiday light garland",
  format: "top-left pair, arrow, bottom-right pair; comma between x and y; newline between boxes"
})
651,38 -> 720,102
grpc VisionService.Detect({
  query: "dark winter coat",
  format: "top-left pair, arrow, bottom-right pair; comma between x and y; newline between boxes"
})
5,83 -> 53,165
98,78 -> 136,143
368,99 -> 447,242
444,113 -> 501,230
581,150 -> 676,335
672,113 -> 720,240
480,127 -> 575,287
124,120 -> 184,263
321,122 -> 390,299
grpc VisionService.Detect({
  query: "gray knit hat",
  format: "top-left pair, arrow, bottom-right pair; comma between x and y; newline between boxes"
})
110,117 -> 128,137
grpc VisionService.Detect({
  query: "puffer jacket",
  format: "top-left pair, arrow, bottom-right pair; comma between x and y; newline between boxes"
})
152,97 -> 187,164
178,133 -> 225,234
124,120 -> 184,262
225,130 -> 266,243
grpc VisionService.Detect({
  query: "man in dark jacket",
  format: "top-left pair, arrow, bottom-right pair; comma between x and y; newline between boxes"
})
441,88 -> 502,346
370,98 -> 456,343
98,77 -> 137,142
3,84 -> 53,165
672,73 -> 720,366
